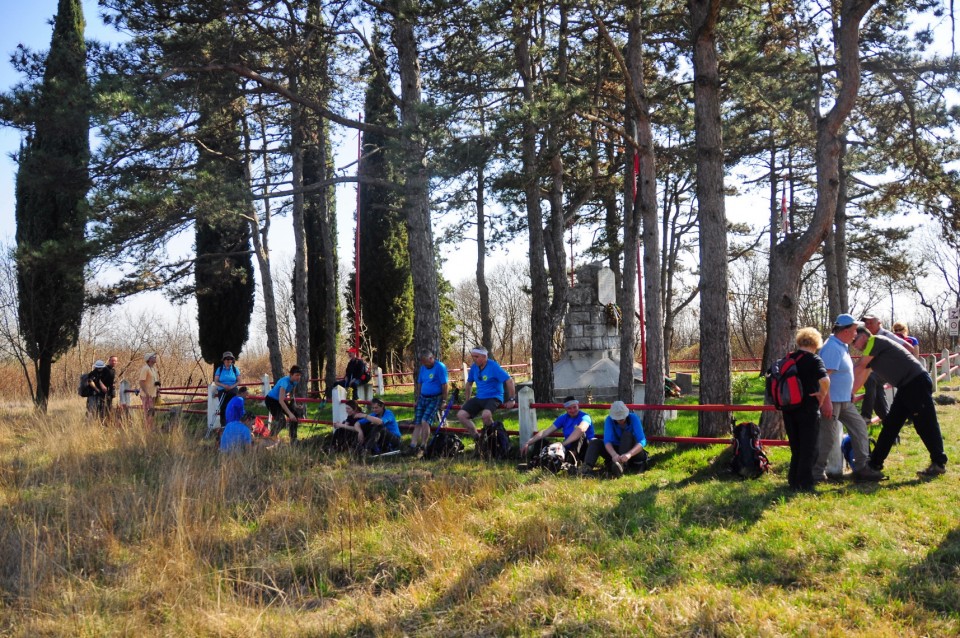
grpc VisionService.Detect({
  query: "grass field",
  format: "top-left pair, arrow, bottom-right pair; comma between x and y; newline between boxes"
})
1,387 -> 958,637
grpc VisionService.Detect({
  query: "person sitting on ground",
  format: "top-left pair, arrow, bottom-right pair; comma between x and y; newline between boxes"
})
364,397 -> 402,454
853,327 -> 948,478
224,386 -> 249,424
220,412 -> 257,453
409,350 -> 448,457
266,366 -> 303,442
520,395 -> 595,464
214,351 -> 242,426
580,401 -> 648,478
457,347 -> 516,441
331,399 -> 376,455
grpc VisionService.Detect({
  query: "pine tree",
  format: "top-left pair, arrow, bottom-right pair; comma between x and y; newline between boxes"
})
14,0 -> 90,410
357,40 -> 413,371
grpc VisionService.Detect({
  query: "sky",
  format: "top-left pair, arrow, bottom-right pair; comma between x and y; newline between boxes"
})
0,1 -> 950,345
0,0 -> 539,339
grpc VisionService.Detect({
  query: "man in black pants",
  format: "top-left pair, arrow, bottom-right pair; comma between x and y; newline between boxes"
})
853,328 -> 948,478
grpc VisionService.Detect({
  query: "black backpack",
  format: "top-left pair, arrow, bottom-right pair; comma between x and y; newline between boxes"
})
765,352 -> 805,411
478,421 -> 512,460
78,372 -> 93,398
424,430 -> 464,459
730,422 -> 769,479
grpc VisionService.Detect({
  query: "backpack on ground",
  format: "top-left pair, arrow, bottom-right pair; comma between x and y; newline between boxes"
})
533,442 -> 576,474
765,351 -> 805,411
730,421 -> 769,479
78,372 -> 93,398
478,421 -> 512,460
841,434 -> 876,471
424,430 -> 464,459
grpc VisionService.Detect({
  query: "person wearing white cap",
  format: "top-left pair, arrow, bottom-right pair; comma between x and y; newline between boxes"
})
579,401 -> 648,478
139,353 -> 160,430
812,314 -> 884,483
520,396 -> 595,463
457,347 -> 516,440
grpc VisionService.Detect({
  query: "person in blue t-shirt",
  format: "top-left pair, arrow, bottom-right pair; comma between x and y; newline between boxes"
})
581,401 -> 648,478
214,351 -> 242,426
409,350 -> 449,456
220,413 -> 256,453
223,386 -> 249,424
457,347 -> 516,440
520,396 -> 595,463
812,314 -> 883,483
267,366 -> 303,442
365,398 -> 402,454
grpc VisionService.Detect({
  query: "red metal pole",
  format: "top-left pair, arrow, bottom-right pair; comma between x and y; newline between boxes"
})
631,154 -> 646,384
637,246 -> 646,384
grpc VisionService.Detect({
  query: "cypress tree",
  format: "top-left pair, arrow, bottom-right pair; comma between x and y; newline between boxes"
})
14,0 -> 90,411
194,85 -> 256,365
357,40 -> 413,370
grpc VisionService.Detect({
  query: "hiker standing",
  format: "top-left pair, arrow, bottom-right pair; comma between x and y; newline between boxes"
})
782,328 -> 830,492
813,315 -> 884,483
853,328 -> 948,478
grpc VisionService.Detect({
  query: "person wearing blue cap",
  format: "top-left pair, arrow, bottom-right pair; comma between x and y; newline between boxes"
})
812,314 -> 884,482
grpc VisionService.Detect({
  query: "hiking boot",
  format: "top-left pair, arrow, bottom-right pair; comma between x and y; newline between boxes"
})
825,472 -> 845,482
609,461 -> 624,479
414,445 -> 425,460
577,464 -> 595,478
853,466 -> 885,482
917,463 -> 946,477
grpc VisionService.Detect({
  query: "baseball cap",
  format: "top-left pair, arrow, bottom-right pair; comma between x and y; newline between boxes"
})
833,313 -> 862,329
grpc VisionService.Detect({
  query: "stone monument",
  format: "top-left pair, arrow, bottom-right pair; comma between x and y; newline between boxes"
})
552,262 -> 643,403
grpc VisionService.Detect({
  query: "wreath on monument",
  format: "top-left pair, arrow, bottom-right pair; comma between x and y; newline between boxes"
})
604,303 -> 621,328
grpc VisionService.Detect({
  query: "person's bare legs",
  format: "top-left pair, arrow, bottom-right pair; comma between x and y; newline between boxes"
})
457,409 -> 479,439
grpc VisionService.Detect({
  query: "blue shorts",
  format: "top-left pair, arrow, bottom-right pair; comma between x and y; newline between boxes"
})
414,395 -> 444,426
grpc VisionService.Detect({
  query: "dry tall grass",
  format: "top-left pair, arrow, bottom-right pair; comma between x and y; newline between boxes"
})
1,397 -> 959,636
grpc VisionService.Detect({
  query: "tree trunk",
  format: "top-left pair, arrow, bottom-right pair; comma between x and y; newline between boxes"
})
244,111 -> 284,380
690,0 -> 732,437
761,0 -> 876,438
393,1 -> 441,357
476,161 -> 494,352
290,99 -> 312,380
514,7 -> 553,400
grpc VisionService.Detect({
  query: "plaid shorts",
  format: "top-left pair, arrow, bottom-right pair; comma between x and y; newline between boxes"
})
414,395 -> 444,426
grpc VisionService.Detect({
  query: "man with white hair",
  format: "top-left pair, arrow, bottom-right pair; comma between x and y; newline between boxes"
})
457,347 -> 516,440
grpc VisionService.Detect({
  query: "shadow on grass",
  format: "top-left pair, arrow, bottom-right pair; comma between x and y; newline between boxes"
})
889,526 -> 960,614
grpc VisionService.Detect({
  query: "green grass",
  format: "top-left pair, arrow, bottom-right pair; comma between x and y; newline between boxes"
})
0,392 -> 958,636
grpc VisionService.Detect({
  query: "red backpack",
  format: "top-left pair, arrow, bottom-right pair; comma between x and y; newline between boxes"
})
766,352 -> 805,411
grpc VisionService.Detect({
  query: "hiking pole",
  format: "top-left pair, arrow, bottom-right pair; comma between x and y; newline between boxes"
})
426,385 -> 460,450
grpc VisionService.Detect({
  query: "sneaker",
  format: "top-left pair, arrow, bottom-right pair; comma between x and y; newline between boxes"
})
825,472 -> 845,482
609,461 -> 624,479
414,445 -> 425,460
917,463 -> 946,477
853,466 -> 885,482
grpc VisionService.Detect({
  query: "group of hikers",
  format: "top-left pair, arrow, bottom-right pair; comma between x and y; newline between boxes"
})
86,312 -> 950,486
779,313 -> 947,492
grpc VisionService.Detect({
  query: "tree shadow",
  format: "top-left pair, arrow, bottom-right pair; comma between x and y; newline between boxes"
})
889,526 -> 960,614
